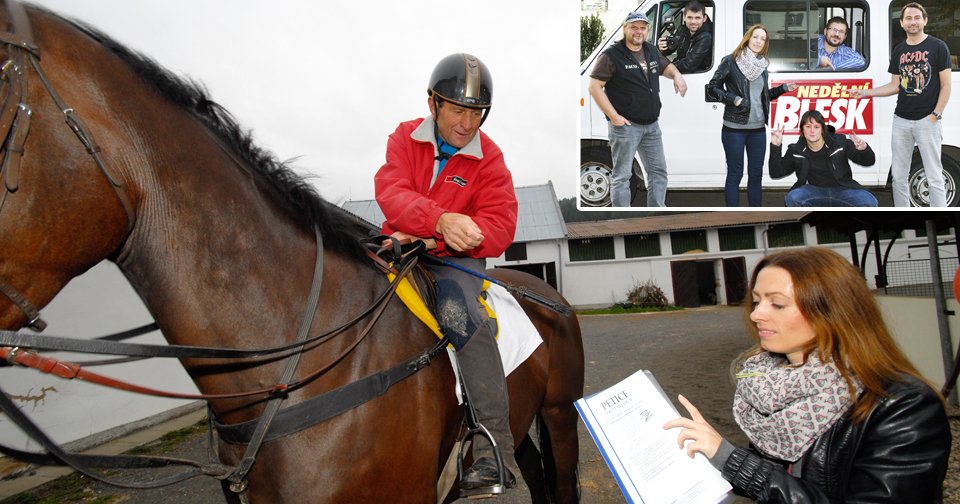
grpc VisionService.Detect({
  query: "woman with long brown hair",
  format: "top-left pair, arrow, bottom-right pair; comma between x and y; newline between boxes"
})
706,24 -> 796,207
665,247 -> 950,502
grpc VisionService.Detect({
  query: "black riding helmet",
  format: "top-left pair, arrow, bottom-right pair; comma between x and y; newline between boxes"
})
428,53 -> 493,126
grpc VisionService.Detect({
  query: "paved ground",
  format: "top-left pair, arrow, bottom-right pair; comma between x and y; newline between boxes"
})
3,306 -> 956,503
636,187 -> 894,207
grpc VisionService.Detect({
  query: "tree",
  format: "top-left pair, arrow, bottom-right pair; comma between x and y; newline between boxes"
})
580,13 -> 605,63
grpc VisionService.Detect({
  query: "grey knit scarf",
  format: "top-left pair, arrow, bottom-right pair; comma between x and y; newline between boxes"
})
735,49 -> 768,81
733,351 -> 858,462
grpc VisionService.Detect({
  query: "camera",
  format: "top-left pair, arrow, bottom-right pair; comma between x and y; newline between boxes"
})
663,35 -> 680,52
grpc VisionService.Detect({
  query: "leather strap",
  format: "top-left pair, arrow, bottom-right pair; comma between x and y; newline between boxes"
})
227,226 -> 325,489
0,275 -> 44,330
216,338 -> 448,444
0,382 -> 235,489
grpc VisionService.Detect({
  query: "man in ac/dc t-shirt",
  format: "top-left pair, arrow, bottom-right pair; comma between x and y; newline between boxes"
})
848,2 -> 951,207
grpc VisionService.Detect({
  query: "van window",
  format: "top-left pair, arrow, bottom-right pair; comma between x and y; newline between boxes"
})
744,0 -> 869,72
654,1 -> 716,73
889,1 -> 960,71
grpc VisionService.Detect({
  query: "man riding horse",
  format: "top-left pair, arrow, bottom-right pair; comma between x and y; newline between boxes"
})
374,53 -> 520,494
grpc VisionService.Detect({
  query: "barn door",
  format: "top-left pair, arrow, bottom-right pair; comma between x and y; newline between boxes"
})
671,260 -> 700,308
723,256 -> 747,306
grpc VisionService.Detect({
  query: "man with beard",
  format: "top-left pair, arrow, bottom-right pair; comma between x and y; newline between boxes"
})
848,2 -> 951,206
815,17 -> 865,70
658,1 -> 713,73
588,11 -> 688,207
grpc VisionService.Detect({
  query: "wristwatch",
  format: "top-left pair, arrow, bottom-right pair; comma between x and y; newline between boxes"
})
934,112 -> 943,121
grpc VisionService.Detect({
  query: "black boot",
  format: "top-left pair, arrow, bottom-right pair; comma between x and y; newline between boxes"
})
457,320 -> 518,493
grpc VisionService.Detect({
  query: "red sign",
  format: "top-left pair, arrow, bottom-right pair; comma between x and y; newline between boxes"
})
770,79 -> 873,135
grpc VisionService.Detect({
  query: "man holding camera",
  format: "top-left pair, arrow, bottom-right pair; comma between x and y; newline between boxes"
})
658,1 -> 713,73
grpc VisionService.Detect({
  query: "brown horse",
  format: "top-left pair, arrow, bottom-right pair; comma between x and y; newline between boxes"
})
0,4 -> 584,504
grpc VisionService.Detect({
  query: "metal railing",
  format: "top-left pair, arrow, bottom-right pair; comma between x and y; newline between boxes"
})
883,257 -> 960,297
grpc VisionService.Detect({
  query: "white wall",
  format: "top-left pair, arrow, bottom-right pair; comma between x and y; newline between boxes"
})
553,226 -> 955,308
0,262 -> 198,450
880,296 -> 960,387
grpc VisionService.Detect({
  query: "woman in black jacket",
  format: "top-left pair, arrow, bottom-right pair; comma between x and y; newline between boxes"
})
770,110 -> 878,206
665,247 -> 950,503
706,25 -> 796,206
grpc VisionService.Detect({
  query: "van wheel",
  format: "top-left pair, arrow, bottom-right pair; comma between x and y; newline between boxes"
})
908,153 -> 960,207
580,146 -> 612,207
580,146 -> 645,207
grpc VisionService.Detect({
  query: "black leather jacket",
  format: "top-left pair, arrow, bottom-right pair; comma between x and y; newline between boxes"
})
706,54 -> 789,125
722,375 -> 950,503
769,128 -> 875,191
663,18 -> 713,73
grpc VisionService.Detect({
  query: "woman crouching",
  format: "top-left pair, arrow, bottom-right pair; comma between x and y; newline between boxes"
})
770,110 -> 879,207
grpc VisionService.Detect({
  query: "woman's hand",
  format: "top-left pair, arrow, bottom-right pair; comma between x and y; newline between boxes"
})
662,394 -> 724,459
850,133 -> 867,151
770,125 -> 785,147
784,82 -> 798,92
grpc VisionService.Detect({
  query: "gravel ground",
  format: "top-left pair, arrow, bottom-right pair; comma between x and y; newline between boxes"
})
3,306 -> 957,503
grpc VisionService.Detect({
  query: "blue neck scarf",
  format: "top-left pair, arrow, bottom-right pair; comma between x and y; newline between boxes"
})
436,136 -> 459,174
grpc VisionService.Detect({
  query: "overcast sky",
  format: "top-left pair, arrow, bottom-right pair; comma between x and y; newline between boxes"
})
27,1 -> 578,203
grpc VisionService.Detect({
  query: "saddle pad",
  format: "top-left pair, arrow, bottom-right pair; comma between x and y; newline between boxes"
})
387,273 -> 543,395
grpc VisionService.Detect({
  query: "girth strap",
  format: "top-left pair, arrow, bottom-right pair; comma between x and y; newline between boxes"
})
216,338 -> 449,444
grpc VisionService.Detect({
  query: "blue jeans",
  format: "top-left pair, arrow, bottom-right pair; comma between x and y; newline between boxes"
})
891,115 -> 946,207
721,129 -> 767,207
608,121 -> 668,207
784,185 -> 878,207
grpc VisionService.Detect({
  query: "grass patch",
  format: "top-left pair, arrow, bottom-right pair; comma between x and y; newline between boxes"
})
577,305 -> 683,316
1,419 -> 208,504
124,419 -> 207,456
0,473 -> 120,504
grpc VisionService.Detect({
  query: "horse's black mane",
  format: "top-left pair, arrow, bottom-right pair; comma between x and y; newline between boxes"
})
55,12 -> 372,261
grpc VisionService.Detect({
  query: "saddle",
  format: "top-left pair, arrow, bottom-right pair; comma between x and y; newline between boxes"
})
363,236 -> 498,342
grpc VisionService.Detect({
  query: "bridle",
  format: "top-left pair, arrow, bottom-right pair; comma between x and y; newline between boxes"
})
0,2 -> 449,499
0,0 -> 135,332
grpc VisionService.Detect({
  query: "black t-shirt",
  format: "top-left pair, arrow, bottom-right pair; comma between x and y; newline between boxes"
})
805,146 -> 840,187
888,35 -> 950,120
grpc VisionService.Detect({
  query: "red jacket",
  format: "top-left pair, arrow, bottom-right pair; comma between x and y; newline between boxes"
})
375,117 -> 518,258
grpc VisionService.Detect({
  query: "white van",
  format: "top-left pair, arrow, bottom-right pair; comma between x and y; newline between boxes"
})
580,0 -> 960,207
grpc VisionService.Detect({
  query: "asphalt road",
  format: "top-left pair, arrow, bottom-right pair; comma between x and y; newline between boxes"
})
635,187 -> 894,207
2,307 -> 762,503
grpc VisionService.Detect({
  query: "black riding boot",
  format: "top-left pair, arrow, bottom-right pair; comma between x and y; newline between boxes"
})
457,320 -> 518,493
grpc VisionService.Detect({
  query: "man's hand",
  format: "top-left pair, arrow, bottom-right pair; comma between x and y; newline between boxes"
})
673,74 -> 688,97
611,113 -> 632,127
818,56 -> 835,70
382,231 -> 436,250
435,212 -> 484,252
847,88 -> 867,99
657,36 -> 669,52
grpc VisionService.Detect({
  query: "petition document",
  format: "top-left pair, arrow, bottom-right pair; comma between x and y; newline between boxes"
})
576,370 -> 732,504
